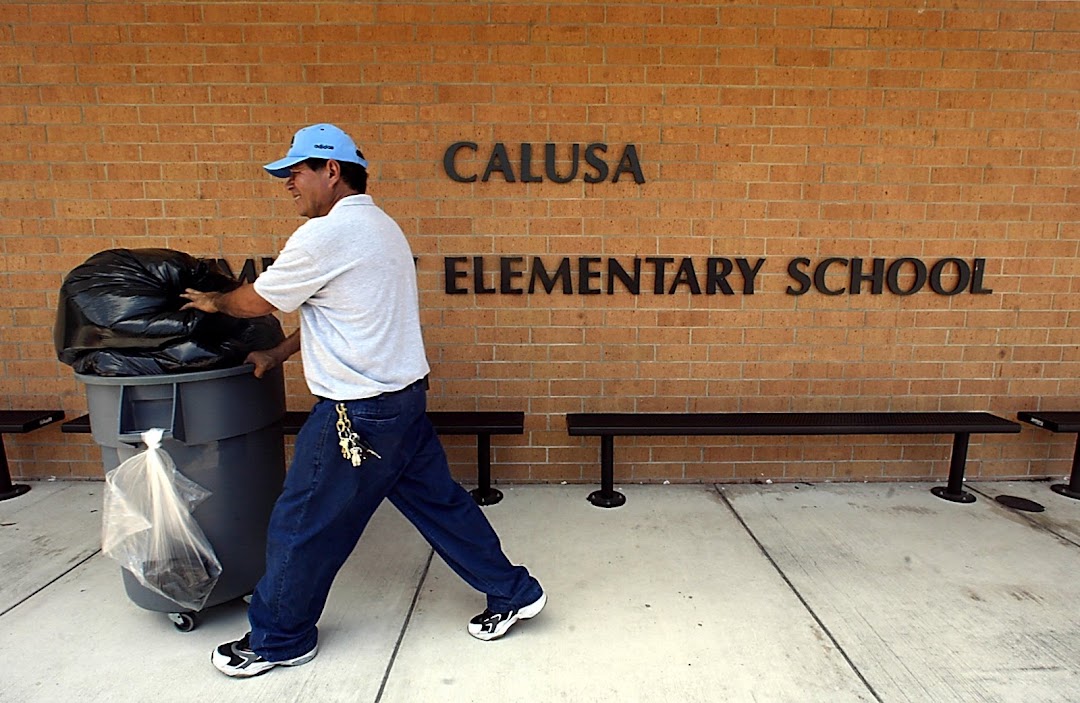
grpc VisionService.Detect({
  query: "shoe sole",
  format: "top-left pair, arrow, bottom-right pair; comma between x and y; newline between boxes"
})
470,592 -> 547,642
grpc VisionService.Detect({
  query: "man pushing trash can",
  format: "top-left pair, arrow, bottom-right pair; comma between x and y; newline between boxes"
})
181,123 -> 545,678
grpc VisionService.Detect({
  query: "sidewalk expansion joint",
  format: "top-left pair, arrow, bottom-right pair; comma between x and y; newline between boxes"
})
970,485 -> 1080,549
0,549 -> 102,619
374,547 -> 434,703
713,485 -> 884,703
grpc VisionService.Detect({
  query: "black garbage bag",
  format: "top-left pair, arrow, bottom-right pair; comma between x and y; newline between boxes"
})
55,248 -> 285,376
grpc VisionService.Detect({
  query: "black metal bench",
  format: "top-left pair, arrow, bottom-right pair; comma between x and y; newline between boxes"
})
1017,411 -> 1080,500
567,411 -> 1021,508
0,410 -> 66,501
63,409 -> 523,506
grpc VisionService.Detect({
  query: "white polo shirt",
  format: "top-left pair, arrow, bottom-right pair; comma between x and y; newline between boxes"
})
254,194 -> 431,400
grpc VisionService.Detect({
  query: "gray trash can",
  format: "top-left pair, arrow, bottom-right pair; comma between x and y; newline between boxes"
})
76,364 -> 286,631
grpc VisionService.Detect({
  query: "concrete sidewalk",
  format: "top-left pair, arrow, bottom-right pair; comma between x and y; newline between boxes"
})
1,480 -> 1078,702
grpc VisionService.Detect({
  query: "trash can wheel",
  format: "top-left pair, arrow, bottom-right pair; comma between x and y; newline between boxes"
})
168,612 -> 197,632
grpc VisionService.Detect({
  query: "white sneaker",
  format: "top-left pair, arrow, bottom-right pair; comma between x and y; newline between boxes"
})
211,632 -> 317,678
468,592 -> 547,641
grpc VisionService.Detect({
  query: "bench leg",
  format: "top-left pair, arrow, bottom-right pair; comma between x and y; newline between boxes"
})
588,436 -> 626,508
0,436 -> 31,501
1050,434 -> 1080,501
930,433 -> 976,504
468,434 -> 503,506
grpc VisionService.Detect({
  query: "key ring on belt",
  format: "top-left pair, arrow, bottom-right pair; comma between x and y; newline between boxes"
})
335,402 -> 381,467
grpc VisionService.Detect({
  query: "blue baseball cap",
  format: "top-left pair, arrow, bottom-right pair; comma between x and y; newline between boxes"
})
263,123 -> 369,178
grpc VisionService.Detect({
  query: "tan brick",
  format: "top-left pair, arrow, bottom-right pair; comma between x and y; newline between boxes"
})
4,0 -> 1079,481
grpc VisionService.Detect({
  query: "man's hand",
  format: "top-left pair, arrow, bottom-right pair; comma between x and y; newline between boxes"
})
245,350 -> 280,378
246,331 -> 301,378
180,289 -> 222,313
179,283 -> 277,318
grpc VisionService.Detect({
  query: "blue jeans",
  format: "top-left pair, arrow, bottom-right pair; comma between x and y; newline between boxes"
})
247,381 -> 542,661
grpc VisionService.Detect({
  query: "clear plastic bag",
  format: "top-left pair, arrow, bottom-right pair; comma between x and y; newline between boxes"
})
101,428 -> 222,611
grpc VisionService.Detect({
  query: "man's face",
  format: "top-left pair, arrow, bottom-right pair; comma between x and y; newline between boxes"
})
285,161 -> 336,218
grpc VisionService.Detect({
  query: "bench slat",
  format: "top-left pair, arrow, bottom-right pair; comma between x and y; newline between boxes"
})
1018,411 -> 1080,434
427,411 -> 525,435
1018,411 -> 1080,500
281,410 -> 523,435
61,409 -> 524,507
1,410 -> 66,501
67,410 -> 526,436
568,412 -> 1020,436
569,410 -> 1019,508
0,410 -> 66,434
61,416 -> 90,434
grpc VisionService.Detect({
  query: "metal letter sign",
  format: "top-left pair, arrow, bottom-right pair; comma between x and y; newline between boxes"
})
443,142 -> 645,184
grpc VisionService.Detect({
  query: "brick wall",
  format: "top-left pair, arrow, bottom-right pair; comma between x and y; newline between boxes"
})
3,1 -> 1078,485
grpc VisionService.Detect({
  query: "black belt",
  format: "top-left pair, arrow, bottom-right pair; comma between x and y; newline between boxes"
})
399,375 -> 430,393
